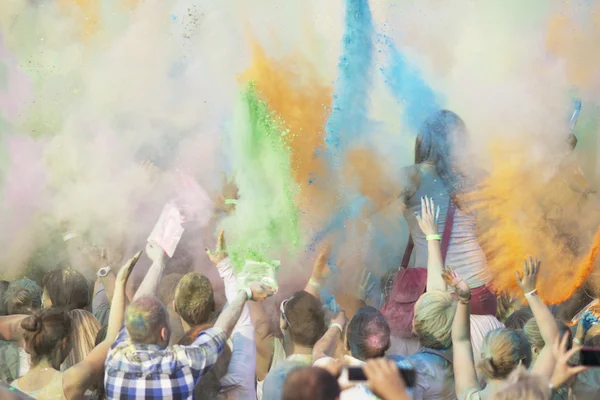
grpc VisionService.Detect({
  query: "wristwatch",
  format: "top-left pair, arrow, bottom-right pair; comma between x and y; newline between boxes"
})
97,266 -> 112,278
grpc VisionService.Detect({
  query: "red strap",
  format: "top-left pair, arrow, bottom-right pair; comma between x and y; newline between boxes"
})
400,236 -> 414,269
400,198 -> 455,269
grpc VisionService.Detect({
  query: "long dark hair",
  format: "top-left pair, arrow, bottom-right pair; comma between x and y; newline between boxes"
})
415,110 -> 468,202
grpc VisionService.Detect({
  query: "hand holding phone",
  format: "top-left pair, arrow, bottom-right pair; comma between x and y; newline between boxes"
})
341,362 -> 416,388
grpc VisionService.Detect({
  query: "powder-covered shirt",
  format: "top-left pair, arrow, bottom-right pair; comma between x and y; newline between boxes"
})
104,325 -> 226,399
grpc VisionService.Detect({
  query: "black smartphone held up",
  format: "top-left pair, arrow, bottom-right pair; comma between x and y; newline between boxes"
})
345,366 -> 416,387
580,347 -> 600,367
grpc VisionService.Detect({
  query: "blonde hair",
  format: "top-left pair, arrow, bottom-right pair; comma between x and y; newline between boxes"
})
479,329 -> 532,381
61,309 -> 101,370
522,319 -> 544,348
524,318 -> 570,350
413,290 -> 456,350
494,367 -> 550,400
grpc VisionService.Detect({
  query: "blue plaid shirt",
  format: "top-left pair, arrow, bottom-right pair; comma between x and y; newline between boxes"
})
104,325 -> 226,399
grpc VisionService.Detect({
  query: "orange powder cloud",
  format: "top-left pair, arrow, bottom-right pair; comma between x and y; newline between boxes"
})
472,140 -> 600,304
241,42 -> 333,212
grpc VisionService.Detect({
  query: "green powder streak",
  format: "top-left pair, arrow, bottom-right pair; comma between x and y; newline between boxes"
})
220,82 -> 301,271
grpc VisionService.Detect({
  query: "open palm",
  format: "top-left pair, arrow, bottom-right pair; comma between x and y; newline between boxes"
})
442,267 -> 471,302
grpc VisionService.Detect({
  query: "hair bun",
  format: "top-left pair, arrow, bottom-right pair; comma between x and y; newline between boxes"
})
21,315 -> 42,334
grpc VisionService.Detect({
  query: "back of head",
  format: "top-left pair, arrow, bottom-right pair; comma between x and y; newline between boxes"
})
174,272 -> 214,326
413,290 -> 456,350
346,306 -> 390,361
159,273 -> 184,307
21,309 -> 72,369
0,280 -> 9,316
494,367 -> 551,400
125,296 -> 169,344
42,268 -> 91,311
282,367 -> 340,400
479,329 -> 532,381
504,308 -> 533,330
4,279 -> 42,315
284,291 -> 326,347
415,110 -> 468,199
62,309 -> 101,370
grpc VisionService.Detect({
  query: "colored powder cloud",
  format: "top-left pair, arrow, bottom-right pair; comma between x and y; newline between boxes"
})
219,82 -> 301,271
379,36 -> 444,133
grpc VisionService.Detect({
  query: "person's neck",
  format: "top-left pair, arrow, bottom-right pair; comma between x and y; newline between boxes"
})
32,359 -> 56,372
290,343 -> 313,356
181,318 -> 191,332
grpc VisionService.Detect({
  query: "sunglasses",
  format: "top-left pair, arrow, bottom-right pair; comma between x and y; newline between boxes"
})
280,296 -> 293,327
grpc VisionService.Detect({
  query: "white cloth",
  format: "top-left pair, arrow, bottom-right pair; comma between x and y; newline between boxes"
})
217,258 -> 257,400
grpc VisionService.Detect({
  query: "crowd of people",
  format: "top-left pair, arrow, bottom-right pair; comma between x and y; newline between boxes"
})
0,110 -> 599,400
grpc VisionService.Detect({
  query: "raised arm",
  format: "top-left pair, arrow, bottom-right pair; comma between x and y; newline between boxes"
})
63,251 -> 141,399
417,196 -> 446,292
214,248 -> 256,398
312,311 -> 346,361
304,251 -> 330,299
207,231 -> 274,339
133,243 -> 166,300
444,268 -> 479,396
517,257 -> 560,377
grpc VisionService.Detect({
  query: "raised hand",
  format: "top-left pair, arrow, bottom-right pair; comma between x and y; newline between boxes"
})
516,256 -> 540,294
364,359 -> 408,400
311,248 -> 331,284
358,269 -> 375,302
215,172 -> 239,215
442,267 -> 471,302
116,251 -> 142,285
416,196 -> 440,236
206,230 -> 228,265
145,241 -> 166,264
550,333 -> 588,388
247,281 -> 276,301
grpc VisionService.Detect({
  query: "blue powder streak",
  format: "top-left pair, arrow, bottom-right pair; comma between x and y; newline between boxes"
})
379,36 -> 443,133
310,0 -> 375,257
324,0 -> 374,161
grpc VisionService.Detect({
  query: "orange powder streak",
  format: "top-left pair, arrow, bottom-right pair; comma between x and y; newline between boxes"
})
241,42 -> 333,212
471,140 -> 600,304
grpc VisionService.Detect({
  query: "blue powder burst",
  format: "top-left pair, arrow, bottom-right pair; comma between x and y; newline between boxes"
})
323,0 -> 375,162
379,35 -> 443,133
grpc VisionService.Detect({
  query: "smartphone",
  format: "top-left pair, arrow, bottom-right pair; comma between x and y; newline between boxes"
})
580,347 -> 600,367
343,366 -> 416,387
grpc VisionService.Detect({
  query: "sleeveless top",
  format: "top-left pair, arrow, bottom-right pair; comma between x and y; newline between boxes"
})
256,336 -> 286,400
403,164 -> 486,288
12,371 -> 67,400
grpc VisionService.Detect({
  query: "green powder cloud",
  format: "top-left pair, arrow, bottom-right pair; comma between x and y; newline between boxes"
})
219,81 -> 301,271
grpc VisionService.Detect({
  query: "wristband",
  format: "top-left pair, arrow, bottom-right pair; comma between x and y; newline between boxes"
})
459,299 -> 470,305
309,278 -> 322,288
573,338 -> 582,345
329,323 -> 343,333
524,289 -> 538,298
243,287 -> 253,301
426,234 -> 441,241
